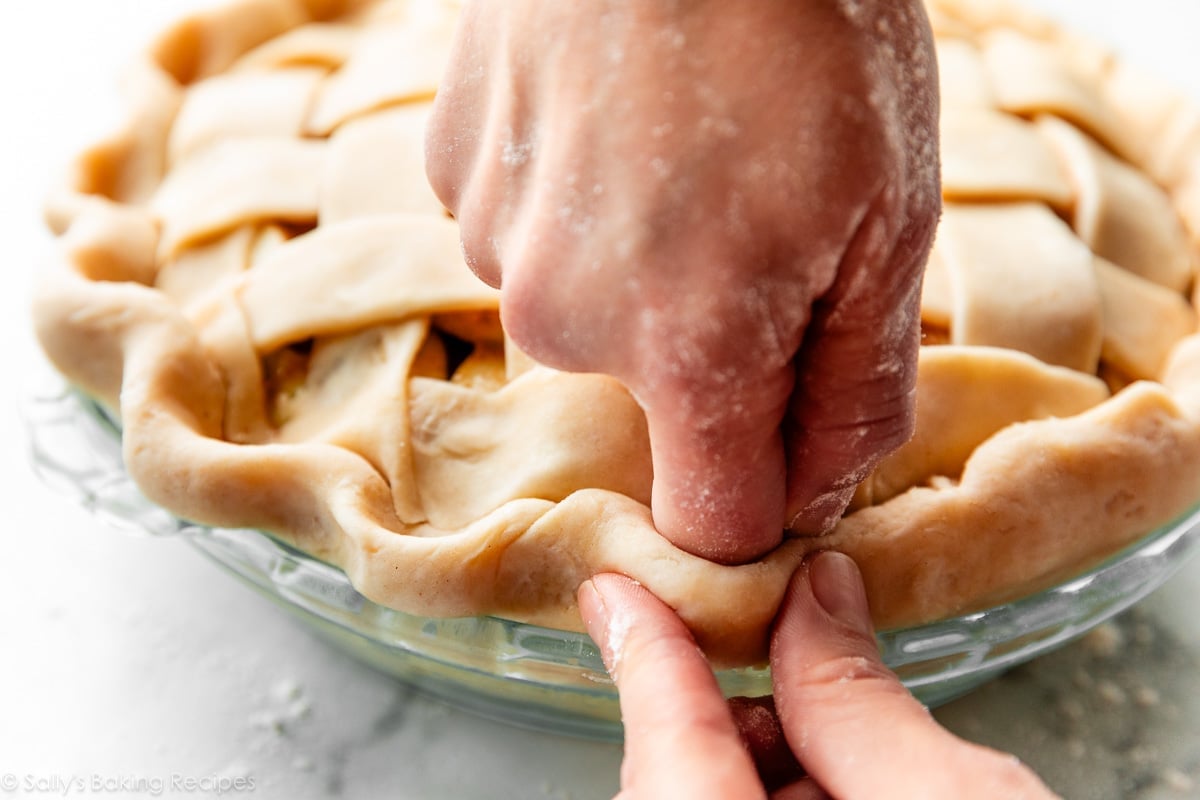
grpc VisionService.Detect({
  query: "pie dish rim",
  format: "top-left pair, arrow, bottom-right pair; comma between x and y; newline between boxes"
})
23,371 -> 1200,739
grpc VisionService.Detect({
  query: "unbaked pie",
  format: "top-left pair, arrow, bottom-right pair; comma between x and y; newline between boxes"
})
33,0 -> 1200,666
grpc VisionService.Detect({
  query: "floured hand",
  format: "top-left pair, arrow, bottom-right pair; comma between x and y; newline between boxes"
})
426,0 -> 941,562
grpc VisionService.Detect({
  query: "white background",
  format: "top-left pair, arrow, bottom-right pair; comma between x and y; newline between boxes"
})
2,2 -> 1200,799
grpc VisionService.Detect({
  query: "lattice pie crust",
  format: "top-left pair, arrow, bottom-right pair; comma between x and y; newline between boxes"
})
33,0 -> 1200,666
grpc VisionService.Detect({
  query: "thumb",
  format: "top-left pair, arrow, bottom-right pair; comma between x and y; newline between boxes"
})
635,357 -> 794,565
770,552 -> 1057,800
784,205 -> 929,534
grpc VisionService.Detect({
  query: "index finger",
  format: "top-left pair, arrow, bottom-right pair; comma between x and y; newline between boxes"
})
578,573 -> 766,800
771,552 -> 1058,800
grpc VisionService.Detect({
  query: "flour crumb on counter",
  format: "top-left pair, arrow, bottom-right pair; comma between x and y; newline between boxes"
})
248,677 -> 312,736
1127,745 -> 1158,766
1057,697 -> 1085,721
1082,622 -> 1124,658
290,755 -> 316,773
271,677 -> 304,703
1133,686 -> 1161,708
1095,680 -> 1127,706
1160,766 -> 1195,793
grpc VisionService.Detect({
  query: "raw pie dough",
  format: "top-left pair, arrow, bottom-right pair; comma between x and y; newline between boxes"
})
33,0 -> 1200,666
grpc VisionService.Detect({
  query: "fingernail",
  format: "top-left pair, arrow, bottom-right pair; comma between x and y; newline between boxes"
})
578,578 -> 609,630
577,575 -> 627,680
808,551 -> 873,636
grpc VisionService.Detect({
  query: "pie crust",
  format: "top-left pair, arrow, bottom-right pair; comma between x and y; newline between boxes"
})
33,0 -> 1200,666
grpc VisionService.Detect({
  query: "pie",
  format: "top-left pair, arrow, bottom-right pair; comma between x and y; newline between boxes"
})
33,0 -> 1200,667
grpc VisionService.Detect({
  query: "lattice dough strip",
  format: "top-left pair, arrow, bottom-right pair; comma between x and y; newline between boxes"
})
1149,106 -> 1200,204
925,0 -> 1059,40
1038,115 -> 1193,293
320,102 -> 446,223
190,293 -> 272,443
231,22 -> 360,72
156,227 -> 258,312
1100,58 -> 1195,178
408,370 -> 653,531
861,346 -> 1110,505
1094,257 -> 1197,381
275,322 -> 418,443
935,38 -> 996,109
151,137 -> 327,258
981,29 -> 1121,150
273,321 -> 430,524
305,10 -> 457,135
238,215 -> 499,351
161,225 -> 294,443
168,67 -> 327,164
940,107 -> 1072,206
1181,176 -> 1200,258
150,0 -> 309,84
926,7 -> 974,40
938,202 -> 1102,373
352,0 -> 429,25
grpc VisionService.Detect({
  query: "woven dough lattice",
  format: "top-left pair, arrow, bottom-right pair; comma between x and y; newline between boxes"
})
33,0 -> 1200,665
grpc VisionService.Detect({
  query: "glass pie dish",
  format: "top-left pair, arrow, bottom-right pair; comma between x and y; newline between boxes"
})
23,371 -> 1200,741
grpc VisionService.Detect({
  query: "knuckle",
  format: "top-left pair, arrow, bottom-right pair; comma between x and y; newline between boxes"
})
496,257 -> 554,325
498,262 -> 604,373
798,652 -> 896,690
422,108 -> 464,210
455,208 -> 501,287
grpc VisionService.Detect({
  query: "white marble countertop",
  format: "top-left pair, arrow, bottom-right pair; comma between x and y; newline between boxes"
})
2,2 -> 1199,798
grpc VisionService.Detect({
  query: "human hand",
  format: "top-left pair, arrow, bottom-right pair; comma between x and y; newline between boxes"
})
426,0 -> 942,564
577,553 -> 1060,799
